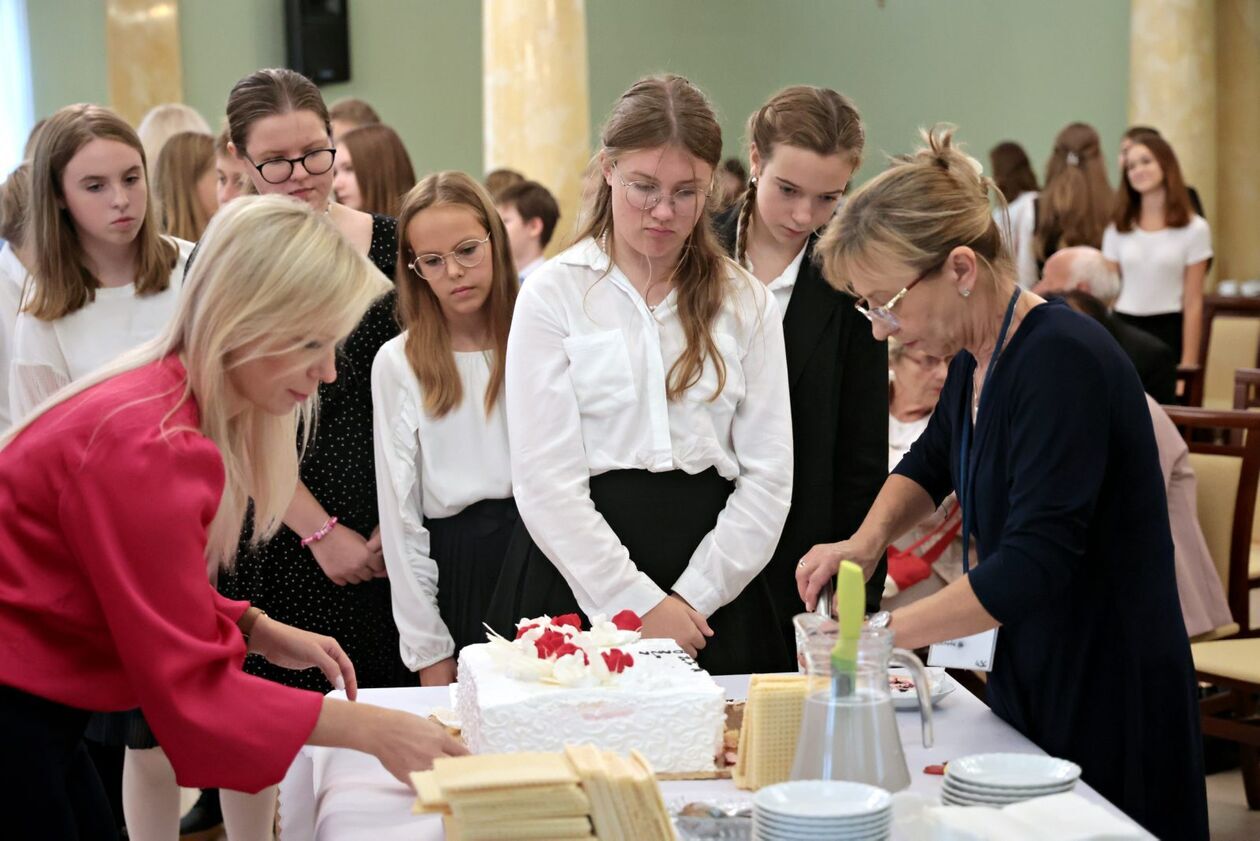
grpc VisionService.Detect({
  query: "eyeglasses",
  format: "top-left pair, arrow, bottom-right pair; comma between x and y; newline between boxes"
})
854,261 -> 942,333
244,148 -> 336,184
408,234 -> 492,280
611,162 -> 708,213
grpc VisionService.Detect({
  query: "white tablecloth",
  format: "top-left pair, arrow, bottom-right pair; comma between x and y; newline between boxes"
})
277,675 -> 1148,840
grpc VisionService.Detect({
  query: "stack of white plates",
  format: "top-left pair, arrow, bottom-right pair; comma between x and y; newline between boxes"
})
752,780 -> 892,840
943,753 -> 1081,807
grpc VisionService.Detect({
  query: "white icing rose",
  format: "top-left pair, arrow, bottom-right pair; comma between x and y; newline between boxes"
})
586,615 -> 641,648
551,652 -> 597,687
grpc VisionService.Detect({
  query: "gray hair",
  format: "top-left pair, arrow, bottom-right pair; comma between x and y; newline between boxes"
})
1065,247 -> 1121,307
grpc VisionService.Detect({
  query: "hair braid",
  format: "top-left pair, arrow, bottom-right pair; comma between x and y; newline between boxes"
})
733,179 -> 757,266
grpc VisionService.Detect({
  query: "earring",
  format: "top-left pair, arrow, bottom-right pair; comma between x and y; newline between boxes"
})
750,175 -> 758,185
960,288 -> 971,298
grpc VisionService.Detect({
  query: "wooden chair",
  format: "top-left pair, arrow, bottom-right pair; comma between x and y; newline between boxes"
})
1232,369 -> 1260,622
1164,407 -> 1260,809
1190,296 -> 1260,409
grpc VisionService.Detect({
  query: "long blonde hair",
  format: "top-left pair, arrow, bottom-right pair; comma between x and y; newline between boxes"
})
735,85 -> 865,263
577,74 -> 730,401
28,104 -> 178,321
818,125 -> 1013,296
2,195 -> 390,567
396,172 -> 517,418
155,131 -> 215,240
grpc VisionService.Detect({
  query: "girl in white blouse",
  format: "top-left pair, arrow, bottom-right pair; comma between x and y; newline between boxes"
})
1103,131 -> 1211,366
12,105 -> 190,420
486,75 -> 794,675
373,172 -> 519,687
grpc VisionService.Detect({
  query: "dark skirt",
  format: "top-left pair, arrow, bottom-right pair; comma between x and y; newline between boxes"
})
0,686 -> 118,840
1114,311 -> 1183,362
84,708 -> 158,750
426,497 -> 518,655
486,468 -> 788,675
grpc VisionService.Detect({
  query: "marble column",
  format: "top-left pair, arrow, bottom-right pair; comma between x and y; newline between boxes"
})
105,0 -> 184,127
1127,0 -> 1217,229
483,0 -> 590,255
1216,0 -> 1260,283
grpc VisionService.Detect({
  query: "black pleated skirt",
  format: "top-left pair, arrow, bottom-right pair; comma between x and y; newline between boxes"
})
84,708 -> 157,750
426,497 -> 519,655
486,468 -> 787,675
1114,311 -> 1183,362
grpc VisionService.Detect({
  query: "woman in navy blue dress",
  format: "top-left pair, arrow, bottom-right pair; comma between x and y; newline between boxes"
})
796,127 -> 1207,841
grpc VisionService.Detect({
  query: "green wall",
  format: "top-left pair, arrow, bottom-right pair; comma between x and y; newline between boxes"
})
25,0 -> 1130,185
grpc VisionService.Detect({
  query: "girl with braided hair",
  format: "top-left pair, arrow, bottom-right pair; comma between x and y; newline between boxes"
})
714,86 -> 887,668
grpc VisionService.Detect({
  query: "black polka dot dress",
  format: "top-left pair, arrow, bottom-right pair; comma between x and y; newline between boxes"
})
219,214 -> 412,690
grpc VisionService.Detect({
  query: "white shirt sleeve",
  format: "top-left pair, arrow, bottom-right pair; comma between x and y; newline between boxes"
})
1184,216 -> 1213,265
672,285 -> 794,617
506,282 -> 670,619
1101,224 -> 1120,262
371,343 -> 455,671
9,312 -> 71,422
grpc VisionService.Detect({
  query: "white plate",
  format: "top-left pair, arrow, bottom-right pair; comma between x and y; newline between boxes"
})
888,667 -> 957,709
754,819 -> 890,841
754,810 -> 892,829
947,753 -> 1082,788
753,780 -> 892,818
944,777 -> 1075,798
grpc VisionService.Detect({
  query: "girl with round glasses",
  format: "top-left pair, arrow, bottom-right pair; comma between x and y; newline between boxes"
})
372,172 -> 519,687
212,67 -> 407,831
487,75 -> 794,675
797,127 -> 1207,840
714,86 -> 887,669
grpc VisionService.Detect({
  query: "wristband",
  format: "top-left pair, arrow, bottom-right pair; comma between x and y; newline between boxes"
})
239,606 -> 267,641
300,516 -> 338,547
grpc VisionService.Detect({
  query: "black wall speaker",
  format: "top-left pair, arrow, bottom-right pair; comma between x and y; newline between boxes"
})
285,0 -> 350,85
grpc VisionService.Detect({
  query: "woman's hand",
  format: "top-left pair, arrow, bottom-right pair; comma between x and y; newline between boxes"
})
641,594 -> 713,658
249,617 -> 359,700
418,657 -> 457,687
796,536 -> 884,610
370,708 -> 469,783
366,526 -> 388,578
309,524 -> 385,586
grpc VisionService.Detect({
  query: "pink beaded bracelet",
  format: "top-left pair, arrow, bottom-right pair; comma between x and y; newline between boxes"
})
300,516 -> 338,547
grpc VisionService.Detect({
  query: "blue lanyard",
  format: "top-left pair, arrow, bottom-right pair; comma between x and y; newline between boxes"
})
958,288 -> 1022,574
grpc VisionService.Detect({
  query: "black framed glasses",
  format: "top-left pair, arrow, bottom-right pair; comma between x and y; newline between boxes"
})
611,162 -> 709,213
408,234 -> 492,280
854,261 -> 942,333
245,148 -> 336,184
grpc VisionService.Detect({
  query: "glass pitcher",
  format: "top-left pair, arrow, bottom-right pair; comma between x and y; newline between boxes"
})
789,618 -> 934,791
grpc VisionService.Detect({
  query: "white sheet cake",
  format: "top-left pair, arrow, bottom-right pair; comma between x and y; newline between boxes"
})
455,616 -> 725,774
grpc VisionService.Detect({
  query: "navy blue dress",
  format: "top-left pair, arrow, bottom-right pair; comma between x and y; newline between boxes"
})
894,301 -> 1207,840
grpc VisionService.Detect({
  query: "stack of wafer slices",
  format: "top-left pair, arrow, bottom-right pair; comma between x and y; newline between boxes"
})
733,674 -> 823,790
410,746 -> 674,840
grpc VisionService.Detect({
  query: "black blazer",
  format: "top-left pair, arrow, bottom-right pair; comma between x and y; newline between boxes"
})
714,210 -> 889,649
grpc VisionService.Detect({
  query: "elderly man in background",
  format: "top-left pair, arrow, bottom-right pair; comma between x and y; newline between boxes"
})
1034,246 -> 1176,404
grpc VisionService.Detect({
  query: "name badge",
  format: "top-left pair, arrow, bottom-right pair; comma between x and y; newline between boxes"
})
928,628 -> 998,672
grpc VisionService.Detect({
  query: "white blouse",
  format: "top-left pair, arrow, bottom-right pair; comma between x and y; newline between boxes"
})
505,237 -> 794,621
0,243 -> 29,433
1103,216 -> 1213,316
745,242 -> 806,319
371,335 -> 513,671
995,191 -> 1038,290
9,237 -> 193,419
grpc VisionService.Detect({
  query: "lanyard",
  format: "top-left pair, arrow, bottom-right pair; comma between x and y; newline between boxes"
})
958,288 -> 1021,573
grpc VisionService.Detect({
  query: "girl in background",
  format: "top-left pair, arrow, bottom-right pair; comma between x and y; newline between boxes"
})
1104,131 -> 1211,365
988,140 -> 1039,289
214,126 -> 250,206
333,123 -> 417,218
12,104 -> 191,419
1032,122 -> 1111,275
135,102 -> 211,176
154,130 -> 217,241
714,86 -> 887,667
488,75 -> 794,675
373,172 -> 518,686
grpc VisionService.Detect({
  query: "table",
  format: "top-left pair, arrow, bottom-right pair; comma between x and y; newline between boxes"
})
278,675 -> 1150,840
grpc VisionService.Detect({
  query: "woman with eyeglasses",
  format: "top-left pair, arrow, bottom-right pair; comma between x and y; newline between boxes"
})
372,173 -> 518,687
713,86 -> 888,669
486,75 -> 793,675
208,68 -> 407,833
796,127 -> 1207,841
